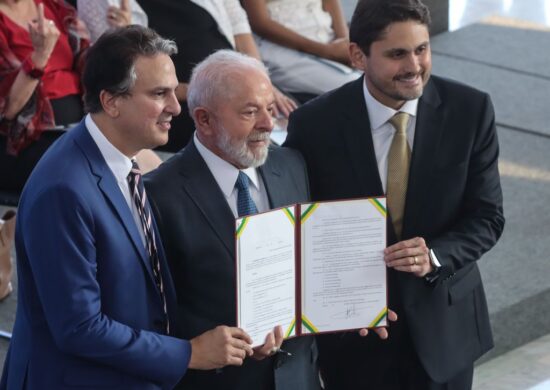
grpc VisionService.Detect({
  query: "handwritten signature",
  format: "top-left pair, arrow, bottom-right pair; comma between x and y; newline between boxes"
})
330,303 -> 369,320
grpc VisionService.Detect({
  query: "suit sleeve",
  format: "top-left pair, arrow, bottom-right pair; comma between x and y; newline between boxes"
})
428,93 -> 505,276
23,184 -> 191,387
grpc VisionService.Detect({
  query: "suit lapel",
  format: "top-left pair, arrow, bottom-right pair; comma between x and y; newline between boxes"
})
73,123 -> 156,282
178,142 -> 236,256
258,149 -> 284,208
403,79 -> 443,238
341,78 -> 385,197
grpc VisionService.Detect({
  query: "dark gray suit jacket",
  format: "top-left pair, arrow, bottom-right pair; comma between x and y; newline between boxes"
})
285,75 -> 505,385
145,141 -> 320,390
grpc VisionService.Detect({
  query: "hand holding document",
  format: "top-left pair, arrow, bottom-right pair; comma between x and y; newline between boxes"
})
236,197 -> 388,346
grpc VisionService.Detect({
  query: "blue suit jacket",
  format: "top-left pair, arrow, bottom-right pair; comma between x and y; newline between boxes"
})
1,121 -> 190,389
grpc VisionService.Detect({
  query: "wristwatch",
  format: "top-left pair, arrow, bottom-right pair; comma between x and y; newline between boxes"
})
424,248 -> 442,283
22,57 -> 45,80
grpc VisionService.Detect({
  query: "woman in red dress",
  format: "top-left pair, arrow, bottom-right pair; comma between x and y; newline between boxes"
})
0,0 -> 89,193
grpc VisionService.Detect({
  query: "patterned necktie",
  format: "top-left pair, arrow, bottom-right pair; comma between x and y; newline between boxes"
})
387,112 -> 411,240
127,161 -> 169,333
235,171 -> 259,217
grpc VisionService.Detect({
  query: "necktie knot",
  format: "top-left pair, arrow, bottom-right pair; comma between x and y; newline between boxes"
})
235,171 -> 258,217
129,160 -> 142,179
235,171 -> 251,192
389,112 -> 410,135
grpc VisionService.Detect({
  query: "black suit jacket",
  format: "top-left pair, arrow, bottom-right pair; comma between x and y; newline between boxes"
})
285,76 -> 504,384
145,141 -> 320,390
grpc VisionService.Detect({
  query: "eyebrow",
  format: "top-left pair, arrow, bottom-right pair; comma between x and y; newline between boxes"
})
384,41 -> 430,54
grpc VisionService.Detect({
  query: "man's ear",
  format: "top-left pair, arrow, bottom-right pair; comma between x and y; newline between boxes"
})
350,43 -> 367,71
193,107 -> 215,137
99,90 -> 121,118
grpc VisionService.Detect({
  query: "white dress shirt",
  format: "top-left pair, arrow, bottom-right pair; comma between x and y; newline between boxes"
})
194,133 -> 269,218
85,114 -> 145,246
362,81 -> 419,193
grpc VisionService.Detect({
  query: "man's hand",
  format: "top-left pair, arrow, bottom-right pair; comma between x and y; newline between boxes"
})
384,237 -> 432,277
188,326 -> 253,370
251,325 -> 283,360
272,87 -> 297,119
358,309 -> 398,339
107,0 -> 132,28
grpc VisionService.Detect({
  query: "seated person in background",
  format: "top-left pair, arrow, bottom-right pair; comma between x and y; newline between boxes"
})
242,0 -> 361,97
139,0 -> 297,152
0,0 -> 159,195
77,0 -> 148,43
0,0 -> 89,193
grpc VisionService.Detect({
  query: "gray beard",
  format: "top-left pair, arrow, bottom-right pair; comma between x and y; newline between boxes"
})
216,129 -> 270,168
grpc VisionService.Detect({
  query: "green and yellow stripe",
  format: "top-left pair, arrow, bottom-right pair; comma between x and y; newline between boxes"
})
283,208 -> 295,225
300,203 -> 319,224
285,318 -> 296,338
301,314 -> 319,334
236,217 -> 249,238
368,307 -> 388,328
368,198 -> 387,217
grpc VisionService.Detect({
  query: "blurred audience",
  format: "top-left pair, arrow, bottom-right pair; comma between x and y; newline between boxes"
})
139,0 -> 297,152
0,0 -> 89,193
0,0 -> 160,195
77,0 -> 148,43
242,0 -> 361,96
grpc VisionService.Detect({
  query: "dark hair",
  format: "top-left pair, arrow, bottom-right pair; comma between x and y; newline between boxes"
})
350,0 -> 431,55
82,25 -> 177,113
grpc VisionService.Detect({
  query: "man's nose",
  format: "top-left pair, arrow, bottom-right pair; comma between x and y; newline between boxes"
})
404,54 -> 422,73
258,109 -> 274,131
167,91 -> 181,116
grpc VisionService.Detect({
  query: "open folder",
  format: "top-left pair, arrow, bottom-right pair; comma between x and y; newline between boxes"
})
235,197 -> 388,346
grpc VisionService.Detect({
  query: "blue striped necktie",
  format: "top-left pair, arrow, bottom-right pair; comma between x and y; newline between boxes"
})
127,160 -> 169,333
235,171 -> 258,217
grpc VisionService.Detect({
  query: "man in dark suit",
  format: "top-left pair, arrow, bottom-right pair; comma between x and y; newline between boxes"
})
145,50 -> 321,390
284,0 -> 505,389
1,26 -> 253,390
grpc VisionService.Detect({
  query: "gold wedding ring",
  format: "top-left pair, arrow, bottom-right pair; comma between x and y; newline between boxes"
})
413,256 -> 418,265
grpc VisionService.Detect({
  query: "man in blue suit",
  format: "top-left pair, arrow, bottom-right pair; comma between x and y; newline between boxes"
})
1,26 -> 253,389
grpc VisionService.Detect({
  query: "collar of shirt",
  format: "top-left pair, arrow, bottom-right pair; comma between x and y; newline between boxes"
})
85,114 -> 146,246
362,80 -> 419,133
193,132 -> 260,197
85,114 -> 134,183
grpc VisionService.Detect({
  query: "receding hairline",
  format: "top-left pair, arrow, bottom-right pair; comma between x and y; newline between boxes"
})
203,65 -> 272,109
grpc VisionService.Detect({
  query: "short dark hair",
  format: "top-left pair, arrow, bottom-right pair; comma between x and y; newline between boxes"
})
82,25 -> 177,113
350,0 -> 431,55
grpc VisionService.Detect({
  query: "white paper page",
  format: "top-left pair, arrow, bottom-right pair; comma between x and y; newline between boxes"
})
236,208 -> 297,346
300,198 -> 387,334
